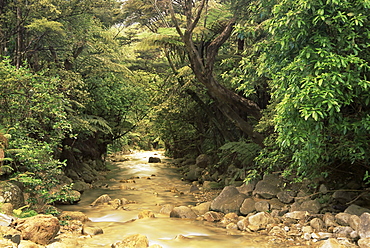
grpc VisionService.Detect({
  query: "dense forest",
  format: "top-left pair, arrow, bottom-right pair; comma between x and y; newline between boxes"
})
0,0 -> 369,208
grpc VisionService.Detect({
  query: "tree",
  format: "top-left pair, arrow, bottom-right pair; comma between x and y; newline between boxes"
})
259,0 -> 370,178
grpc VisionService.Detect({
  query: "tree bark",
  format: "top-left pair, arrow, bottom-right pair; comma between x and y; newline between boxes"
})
169,0 -> 264,146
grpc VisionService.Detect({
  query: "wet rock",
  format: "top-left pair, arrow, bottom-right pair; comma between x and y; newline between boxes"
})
203,211 -> 224,222
240,198 -> 256,215
345,204 -> 370,216
359,212 -> 370,239
112,234 -> 149,248
159,204 -> 175,215
210,186 -> 247,214
255,201 -> 270,212
358,238 -> 370,248
269,226 -> 287,238
221,213 -> 239,226
237,217 -> 249,231
138,210 -> 155,219
90,194 -> 112,206
192,202 -> 211,215
82,225 -> 103,236
226,223 -> 238,230
248,212 -> 274,231
0,181 -> 25,209
335,213 -> 351,226
59,211 -> 90,223
195,154 -> 210,168
315,238 -> 345,248
277,190 -> 296,204
148,157 -> 161,163
236,180 -> 258,195
253,181 -> 280,199
0,213 -> 13,226
11,214 -> 60,245
170,206 -> 197,219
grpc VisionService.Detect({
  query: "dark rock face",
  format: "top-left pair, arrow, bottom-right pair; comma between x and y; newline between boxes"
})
148,157 -> 161,163
253,181 -> 281,199
210,186 -> 247,214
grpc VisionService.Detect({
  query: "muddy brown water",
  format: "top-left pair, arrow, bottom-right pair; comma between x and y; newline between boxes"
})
58,151 -> 296,248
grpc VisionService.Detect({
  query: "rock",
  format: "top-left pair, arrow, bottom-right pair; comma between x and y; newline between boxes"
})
189,184 -> 200,193
159,204 -> 175,215
202,181 -> 222,191
269,226 -> 287,238
138,210 -> 155,219
191,202 -> 211,215
195,154 -> 210,168
255,201 -> 270,212
332,191 -> 358,204
349,214 -> 360,231
184,164 -> 199,181
299,199 -> 321,214
18,240 -> 40,247
253,181 -> 280,199
333,226 -> 353,238
221,213 -> 239,226
315,238 -> 345,248
240,198 -> 256,215
269,198 -> 286,210
248,212 -> 274,231
226,223 -> 238,230
170,206 -> 197,219
284,211 -> 309,220
359,212 -> 370,239
111,234 -> 149,248
148,157 -> 161,163
59,211 -> 90,223
82,225 -> 103,236
237,180 -> 258,195
148,245 -> 163,248
0,226 -> 21,246
0,213 -> 13,226
277,190 -> 296,204
335,213 -> 351,226
0,203 -> 13,215
262,174 -> 282,186
210,186 -> 247,214
203,211 -> 224,222
358,238 -> 370,248
0,181 -> 25,209
11,214 -> 60,245
345,204 -> 370,216
310,217 -> 325,231
72,181 -> 91,192
319,184 -> 329,194
237,217 -> 249,231
323,213 -> 338,227
90,194 -> 112,206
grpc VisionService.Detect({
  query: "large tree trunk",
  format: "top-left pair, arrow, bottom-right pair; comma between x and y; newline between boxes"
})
169,0 -> 264,147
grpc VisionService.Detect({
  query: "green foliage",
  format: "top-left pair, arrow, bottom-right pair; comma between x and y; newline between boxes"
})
13,205 -> 38,218
259,0 -> 370,178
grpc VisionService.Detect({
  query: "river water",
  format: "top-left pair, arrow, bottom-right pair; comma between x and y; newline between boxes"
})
58,151 -> 294,248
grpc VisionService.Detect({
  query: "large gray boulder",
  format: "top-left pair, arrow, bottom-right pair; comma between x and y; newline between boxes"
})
210,186 -> 247,214
170,206 -> 197,219
240,198 -> 256,215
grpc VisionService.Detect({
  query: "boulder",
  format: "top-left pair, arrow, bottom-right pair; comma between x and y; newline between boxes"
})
359,212 -> 370,239
299,199 -> 321,214
192,202 -> 211,215
253,181 -> 280,199
59,211 -> 90,223
82,225 -> 103,236
11,214 -> 60,245
112,234 -> 149,248
315,238 -> 345,248
138,210 -> 155,219
310,217 -> 325,231
332,191 -> 358,204
221,213 -> 239,226
277,190 -> 296,204
255,201 -> 270,212
195,154 -> 210,168
335,213 -> 351,226
170,206 -> 197,219
237,180 -> 258,195
358,238 -> 370,248
148,157 -> 161,163
349,214 -> 360,231
248,212 -> 274,231
333,226 -> 353,238
203,211 -> 224,222
0,203 -> 13,215
210,186 -> 247,214
240,198 -> 256,215
0,181 -> 24,209
0,226 -> 21,246
159,204 -> 175,215
345,204 -> 370,216
72,181 -> 91,192
90,194 -> 112,206
323,213 -> 338,227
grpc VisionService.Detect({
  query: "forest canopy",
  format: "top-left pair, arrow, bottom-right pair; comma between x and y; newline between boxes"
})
0,0 -> 369,208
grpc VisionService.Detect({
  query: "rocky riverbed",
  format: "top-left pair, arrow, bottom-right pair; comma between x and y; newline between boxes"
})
1,151 -> 370,247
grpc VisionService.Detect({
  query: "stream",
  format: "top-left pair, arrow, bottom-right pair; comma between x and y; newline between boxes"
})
58,151 -> 291,248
